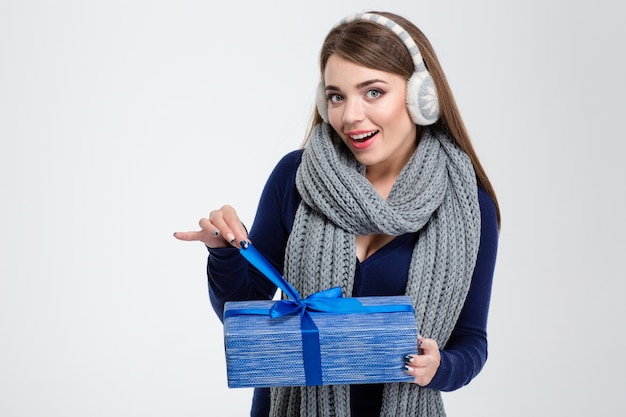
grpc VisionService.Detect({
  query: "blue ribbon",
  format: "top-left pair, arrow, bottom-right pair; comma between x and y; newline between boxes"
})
229,244 -> 413,386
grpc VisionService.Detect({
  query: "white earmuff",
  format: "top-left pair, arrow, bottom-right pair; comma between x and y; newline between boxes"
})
316,81 -> 329,124
316,12 -> 439,126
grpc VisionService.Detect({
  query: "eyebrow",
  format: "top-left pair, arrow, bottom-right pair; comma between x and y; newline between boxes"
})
325,79 -> 389,92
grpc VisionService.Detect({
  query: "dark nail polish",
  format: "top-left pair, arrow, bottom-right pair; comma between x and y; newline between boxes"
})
403,365 -> 410,372
240,240 -> 248,249
404,355 -> 413,363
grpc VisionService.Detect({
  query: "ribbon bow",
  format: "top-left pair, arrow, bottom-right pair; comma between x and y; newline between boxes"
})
269,286 -> 363,317
238,244 -> 364,385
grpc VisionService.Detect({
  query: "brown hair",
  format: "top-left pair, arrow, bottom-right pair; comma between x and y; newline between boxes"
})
306,11 -> 501,228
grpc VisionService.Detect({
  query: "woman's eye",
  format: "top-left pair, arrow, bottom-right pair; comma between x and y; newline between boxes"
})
328,94 -> 343,103
366,89 -> 383,99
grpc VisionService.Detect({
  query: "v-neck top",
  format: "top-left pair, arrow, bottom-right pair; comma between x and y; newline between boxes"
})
353,232 -> 417,297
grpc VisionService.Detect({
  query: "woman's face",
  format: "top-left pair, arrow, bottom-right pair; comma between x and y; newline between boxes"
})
323,54 -> 417,172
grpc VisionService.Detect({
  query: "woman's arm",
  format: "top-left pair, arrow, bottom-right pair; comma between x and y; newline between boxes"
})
207,150 -> 303,320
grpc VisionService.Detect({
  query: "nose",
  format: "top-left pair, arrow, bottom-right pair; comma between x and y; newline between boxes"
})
342,97 -> 365,125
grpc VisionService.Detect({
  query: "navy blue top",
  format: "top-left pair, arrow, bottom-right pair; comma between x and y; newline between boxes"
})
207,150 -> 499,417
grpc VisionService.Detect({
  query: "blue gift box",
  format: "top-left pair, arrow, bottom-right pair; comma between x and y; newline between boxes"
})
222,245 -> 418,388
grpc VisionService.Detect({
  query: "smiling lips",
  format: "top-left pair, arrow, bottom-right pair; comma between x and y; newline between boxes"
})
347,130 -> 379,149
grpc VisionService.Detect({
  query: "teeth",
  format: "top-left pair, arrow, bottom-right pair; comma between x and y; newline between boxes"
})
350,131 -> 377,140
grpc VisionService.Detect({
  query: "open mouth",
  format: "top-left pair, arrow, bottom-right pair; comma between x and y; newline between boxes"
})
349,130 -> 379,143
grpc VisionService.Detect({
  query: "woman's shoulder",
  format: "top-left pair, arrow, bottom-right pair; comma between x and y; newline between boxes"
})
256,150 -> 304,234
260,149 -> 302,192
265,149 -> 304,184
476,186 -> 499,255
477,187 -> 495,211
276,149 -> 304,169
477,187 -> 498,226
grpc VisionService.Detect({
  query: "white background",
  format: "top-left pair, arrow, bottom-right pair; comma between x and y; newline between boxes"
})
1,0 -> 624,416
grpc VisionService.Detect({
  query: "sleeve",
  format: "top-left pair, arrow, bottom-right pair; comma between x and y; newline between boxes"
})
425,188 -> 499,391
206,150 -> 303,321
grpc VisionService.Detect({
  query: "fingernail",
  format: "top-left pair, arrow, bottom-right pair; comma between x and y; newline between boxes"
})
213,230 -> 219,236
418,340 -> 424,348
403,365 -> 411,372
403,355 -> 413,363
240,240 -> 248,249
228,234 -> 236,243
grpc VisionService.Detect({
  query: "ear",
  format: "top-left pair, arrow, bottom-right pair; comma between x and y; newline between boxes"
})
315,81 -> 329,124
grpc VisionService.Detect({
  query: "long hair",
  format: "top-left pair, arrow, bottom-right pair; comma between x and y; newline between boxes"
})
305,11 -> 501,227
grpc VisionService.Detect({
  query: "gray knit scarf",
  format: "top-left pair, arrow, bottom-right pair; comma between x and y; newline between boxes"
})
269,123 -> 481,417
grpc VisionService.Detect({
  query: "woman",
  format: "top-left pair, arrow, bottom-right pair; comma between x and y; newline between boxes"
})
175,11 -> 500,417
